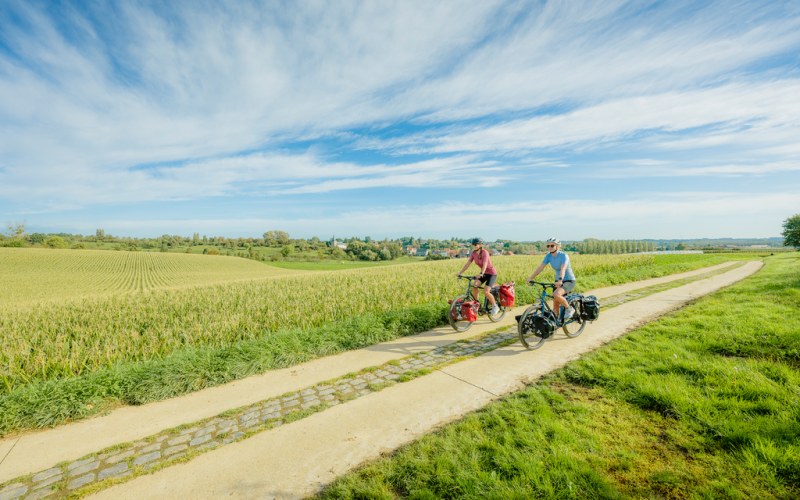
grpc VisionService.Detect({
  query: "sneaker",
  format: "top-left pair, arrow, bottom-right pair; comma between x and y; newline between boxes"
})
564,306 -> 576,320
490,304 -> 500,315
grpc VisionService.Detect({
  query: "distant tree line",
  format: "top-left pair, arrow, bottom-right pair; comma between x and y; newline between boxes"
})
1,223 -> 789,263
567,239 -> 658,254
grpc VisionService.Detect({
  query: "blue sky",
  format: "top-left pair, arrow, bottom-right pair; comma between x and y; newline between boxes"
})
1,0 -> 799,241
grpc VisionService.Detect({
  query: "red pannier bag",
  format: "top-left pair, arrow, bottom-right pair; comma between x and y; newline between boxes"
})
499,282 -> 515,307
461,300 -> 479,322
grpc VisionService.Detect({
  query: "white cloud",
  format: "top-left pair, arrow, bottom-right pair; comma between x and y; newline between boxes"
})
597,160 -> 800,178
0,151 -> 508,204
386,1 -> 800,122
86,191 -> 798,240
363,80 -> 800,158
309,192 -> 799,239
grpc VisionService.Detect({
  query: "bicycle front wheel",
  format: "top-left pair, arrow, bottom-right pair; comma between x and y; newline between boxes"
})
518,306 -> 545,350
448,295 -> 473,332
562,298 -> 586,338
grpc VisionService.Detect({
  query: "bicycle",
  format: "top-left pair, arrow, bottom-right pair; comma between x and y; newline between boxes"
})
448,275 -> 507,332
517,281 -> 587,350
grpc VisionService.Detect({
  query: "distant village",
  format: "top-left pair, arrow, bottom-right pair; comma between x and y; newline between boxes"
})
330,238 -> 517,260
1,225 -> 785,261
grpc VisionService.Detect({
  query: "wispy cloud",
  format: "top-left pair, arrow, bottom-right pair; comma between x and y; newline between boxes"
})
87,191 -> 799,240
361,80 -> 800,156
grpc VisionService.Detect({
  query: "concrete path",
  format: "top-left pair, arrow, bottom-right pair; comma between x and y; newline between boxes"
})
0,261 -> 758,499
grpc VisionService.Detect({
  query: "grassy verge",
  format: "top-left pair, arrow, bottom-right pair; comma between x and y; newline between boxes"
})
0,304 -> 446,436
318,253 -> 800,499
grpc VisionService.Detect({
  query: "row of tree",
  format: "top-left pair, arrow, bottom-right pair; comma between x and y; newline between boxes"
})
567,239 -> 658,254
3,217 -> 798,261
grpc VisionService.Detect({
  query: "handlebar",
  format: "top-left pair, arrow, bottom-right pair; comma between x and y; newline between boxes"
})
526,280 -> 556,289
458,275 -> 492,290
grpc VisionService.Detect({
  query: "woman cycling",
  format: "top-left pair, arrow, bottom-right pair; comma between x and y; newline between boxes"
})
456,238 -> 499,315
527,237 -> 576,322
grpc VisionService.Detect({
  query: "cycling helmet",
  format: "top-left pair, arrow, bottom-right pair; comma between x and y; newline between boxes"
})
546,237 -> 561,246
471,237 -> 483,245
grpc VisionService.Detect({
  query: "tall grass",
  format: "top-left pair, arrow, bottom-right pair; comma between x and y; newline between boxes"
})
318,253 -> 799,498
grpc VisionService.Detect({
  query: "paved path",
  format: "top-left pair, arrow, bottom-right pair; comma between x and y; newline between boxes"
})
0,261 -> 759,499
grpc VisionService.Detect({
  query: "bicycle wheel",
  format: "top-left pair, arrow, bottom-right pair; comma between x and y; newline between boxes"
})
487,302 -> 506,322
562,298 -> 586,338
486,289 -> 506,322
488,306 -> 506,322
448,295 -> 473,332
518,306 -> 545,350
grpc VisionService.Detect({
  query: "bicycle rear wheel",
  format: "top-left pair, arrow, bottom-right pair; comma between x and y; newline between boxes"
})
518,305 -> 545,350
488,307 -> 506,322
562,297 -> 586,338
483,289 -> 506,323
487,299 -> 506,322
448,295 -> 473,332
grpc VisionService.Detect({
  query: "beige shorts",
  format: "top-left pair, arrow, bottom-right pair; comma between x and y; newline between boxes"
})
560,280 -> 576,293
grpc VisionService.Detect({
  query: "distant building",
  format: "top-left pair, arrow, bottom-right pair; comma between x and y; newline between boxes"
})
330,238 -> 347,250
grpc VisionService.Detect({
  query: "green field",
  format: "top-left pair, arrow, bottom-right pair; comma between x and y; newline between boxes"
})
265,255 -> 424,270
319,253 -> 800,498
0,247 -> 301,307
0,248 -> 761,435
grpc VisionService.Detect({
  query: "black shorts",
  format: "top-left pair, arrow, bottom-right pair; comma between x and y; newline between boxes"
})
478,274 -> 498,287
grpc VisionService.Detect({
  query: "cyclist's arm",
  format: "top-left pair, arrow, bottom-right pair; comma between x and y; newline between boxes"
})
557,262 -> 568,282
528,263 -> 546,281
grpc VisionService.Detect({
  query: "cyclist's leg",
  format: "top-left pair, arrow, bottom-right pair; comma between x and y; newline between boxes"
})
483,274 -> 498,306
553,286 -> 568,318
471,278 -> 481,301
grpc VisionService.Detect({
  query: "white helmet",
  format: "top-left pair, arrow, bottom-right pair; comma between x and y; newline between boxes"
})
546,237 -> 561,246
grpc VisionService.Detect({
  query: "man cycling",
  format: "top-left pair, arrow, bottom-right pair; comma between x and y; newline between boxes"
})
527,237 -> 576,323
456,238 -> 500,315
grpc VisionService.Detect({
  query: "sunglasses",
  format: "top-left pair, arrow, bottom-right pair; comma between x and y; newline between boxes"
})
546,244 -> 556,248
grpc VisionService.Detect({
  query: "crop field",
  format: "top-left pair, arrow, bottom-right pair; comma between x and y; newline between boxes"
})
0,248 -> 758,433
0,247 -> 300,307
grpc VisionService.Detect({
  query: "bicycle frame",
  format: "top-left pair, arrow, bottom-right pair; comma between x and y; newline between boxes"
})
448,275 -> 507,331
529,281 -> 580,326
517,281 -> 586,349
459,275 -> 496,313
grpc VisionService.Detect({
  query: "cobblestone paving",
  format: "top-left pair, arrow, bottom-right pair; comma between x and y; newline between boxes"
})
0,329 -> 518,500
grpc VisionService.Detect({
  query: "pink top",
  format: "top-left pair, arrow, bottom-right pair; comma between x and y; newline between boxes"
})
469,248 -> 497,275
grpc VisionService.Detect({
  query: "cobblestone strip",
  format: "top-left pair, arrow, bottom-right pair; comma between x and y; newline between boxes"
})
0,330 -> 518,500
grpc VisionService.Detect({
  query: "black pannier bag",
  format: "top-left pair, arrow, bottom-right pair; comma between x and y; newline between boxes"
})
533,312 -> 557,339
581,295 -> 600,321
